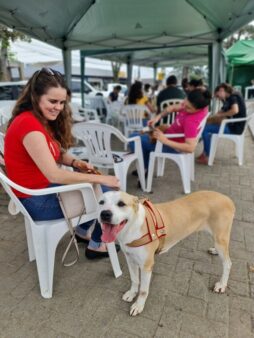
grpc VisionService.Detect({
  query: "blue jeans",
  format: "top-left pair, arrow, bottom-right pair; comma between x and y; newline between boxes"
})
129,132 -> 179,169
19,184 -> 110,249
202,124 -> 231,156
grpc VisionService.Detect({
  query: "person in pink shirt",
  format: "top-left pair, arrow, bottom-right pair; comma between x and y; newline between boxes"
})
129,89 -> 211,173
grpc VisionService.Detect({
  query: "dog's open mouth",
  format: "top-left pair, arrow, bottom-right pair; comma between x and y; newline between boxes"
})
101,219 -> 127,243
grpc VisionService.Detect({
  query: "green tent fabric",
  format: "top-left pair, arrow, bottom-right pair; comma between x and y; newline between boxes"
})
0,0 -> 253,52
226,40 -> 254,65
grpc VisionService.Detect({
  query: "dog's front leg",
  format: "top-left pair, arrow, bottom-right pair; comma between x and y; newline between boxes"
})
122,254 -> 139,303
130,269 -> 152,316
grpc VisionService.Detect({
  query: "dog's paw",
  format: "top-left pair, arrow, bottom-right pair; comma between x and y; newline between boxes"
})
208,247 -> 218,255
130,302 -> 144,316
213,282 -> 227,293
122,290 -> 137,302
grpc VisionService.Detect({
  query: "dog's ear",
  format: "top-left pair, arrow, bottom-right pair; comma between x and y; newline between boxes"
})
132,197 -> 140,213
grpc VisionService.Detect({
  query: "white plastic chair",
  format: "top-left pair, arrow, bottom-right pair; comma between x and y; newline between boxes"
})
208,113 -> 254,166
72,122 -> 146,192
160,99 -> 183,125
105,100 -> 123,127
146,114 -> 209,194
69,102 -> 100,123
0,168 -> 122,298
0,131 -> 4,155
122,104 -> 151,138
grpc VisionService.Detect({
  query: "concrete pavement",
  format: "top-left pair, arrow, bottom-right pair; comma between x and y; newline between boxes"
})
0,131 -> 254,338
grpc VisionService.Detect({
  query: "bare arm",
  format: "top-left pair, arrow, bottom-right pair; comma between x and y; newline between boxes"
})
217,103 -> 239,117
23,131 -> 120,188
148,102 -> 182,126
153,129 -> 197,153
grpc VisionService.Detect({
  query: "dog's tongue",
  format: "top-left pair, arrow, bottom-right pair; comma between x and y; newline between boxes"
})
101,221 -> 126,243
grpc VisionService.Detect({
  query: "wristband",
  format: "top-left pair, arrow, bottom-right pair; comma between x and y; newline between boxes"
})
71,159 -> 77,167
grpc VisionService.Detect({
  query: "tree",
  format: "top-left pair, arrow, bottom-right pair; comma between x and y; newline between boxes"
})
223,23 -> 254,49
0,24 -> 30,81
111,61 -> 122,82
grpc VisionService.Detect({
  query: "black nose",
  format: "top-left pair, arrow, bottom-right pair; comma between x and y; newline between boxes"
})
100,210 -> 113,222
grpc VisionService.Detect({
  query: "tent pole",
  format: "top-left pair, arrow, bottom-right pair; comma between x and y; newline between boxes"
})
62,48 -> 71,88
208,44 -> 213,91
127,55 -> 133,89
80,52 -> 85,108
153,63 -> 158,85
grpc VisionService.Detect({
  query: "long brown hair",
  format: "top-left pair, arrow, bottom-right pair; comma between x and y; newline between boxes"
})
8,68 -> 74,150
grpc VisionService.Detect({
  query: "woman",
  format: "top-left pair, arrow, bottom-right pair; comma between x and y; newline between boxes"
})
127,81 -> 155,114
4,68 -> 120,259
129,89 -> 211,172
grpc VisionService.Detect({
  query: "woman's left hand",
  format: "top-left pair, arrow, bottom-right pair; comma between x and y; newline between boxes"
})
74,160 -> 94,172
153,128 -> 168,144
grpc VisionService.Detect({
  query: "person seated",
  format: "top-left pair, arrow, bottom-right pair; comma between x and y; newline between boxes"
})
108,85 -> 122,102
4,68 -> 120,259
197,83 -> 247,165
125,81 -> 155,123
129,89 -> 211,175
144,83 -> 152,98
156,75 -> 185,123
187,78 -> 206,92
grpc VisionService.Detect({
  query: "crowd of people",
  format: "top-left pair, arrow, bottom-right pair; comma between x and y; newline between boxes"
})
3,68 -> 247,262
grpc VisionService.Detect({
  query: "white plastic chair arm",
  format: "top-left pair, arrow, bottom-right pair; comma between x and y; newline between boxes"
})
218,117 -> 248,135
164,133 -> 185,138
0,172 -> 95,196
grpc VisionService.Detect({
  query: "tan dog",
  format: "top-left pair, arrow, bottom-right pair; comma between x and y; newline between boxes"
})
99,190 -> 235,316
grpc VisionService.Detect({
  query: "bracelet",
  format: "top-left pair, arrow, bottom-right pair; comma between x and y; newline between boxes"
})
71,159 -> 77,167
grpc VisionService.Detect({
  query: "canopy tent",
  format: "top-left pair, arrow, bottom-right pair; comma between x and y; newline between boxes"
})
225,40 -> 254,92
89,45 -> 209,68
0,0 -> 254,92
226,40 -> 254,65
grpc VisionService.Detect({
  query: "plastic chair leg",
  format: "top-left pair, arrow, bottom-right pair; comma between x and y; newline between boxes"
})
136,159 -> 146,191
208,135 -> 218,166
157,158 -> 165,176
32,227 -> 55,299
24,217 -> 35,262
146,153 -> 156,192
178,157 -> 191,194
106,242 -> 122,278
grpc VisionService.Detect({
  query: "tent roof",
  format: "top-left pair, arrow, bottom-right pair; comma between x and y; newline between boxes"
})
90,45 -> 209,67
0,0 -> 253,53
226,40 -> 254,65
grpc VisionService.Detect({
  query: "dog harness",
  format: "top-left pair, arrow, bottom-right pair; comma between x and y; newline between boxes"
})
127,199 -> 166,253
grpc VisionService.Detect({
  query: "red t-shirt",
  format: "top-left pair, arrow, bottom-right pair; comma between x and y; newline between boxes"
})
164,105 -> 208,143
4,111 -> 61,197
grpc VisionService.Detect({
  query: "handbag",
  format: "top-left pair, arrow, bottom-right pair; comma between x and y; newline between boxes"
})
58,168 -> 102,267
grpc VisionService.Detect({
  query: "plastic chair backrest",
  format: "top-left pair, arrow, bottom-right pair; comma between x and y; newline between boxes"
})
160,99 -> 183,124
0,167 -> 32,220
72,122 -> 125,166
122,104 -> 150,128
0,131 -> 5,155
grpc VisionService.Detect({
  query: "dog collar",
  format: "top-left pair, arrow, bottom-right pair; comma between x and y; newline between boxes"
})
126,199 -> 166,252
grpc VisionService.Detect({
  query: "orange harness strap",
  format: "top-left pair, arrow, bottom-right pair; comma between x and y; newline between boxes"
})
126,199 -> 166,253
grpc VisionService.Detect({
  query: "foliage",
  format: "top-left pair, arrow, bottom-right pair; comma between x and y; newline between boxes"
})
111,61 -> 122,82
0,24 -> 31,81
223,23 -> 254,49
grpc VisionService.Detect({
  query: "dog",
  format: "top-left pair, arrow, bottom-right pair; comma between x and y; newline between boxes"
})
99,190 -> 235,316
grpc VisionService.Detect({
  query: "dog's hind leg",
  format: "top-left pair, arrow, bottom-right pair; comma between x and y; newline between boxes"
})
122,256 -> 139,303
213,240 -> 232,293
130,269 -> 152,316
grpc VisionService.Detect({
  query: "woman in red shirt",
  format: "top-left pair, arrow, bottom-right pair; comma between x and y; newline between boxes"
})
4,68 -> 120,259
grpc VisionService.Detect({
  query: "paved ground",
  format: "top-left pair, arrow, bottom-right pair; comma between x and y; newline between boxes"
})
1,131 -> 254,338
